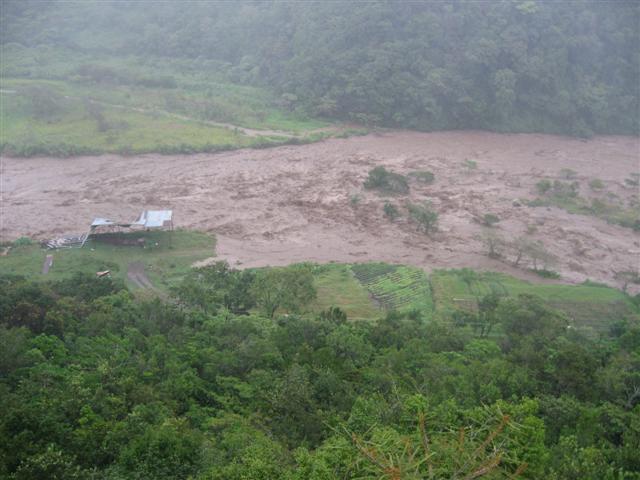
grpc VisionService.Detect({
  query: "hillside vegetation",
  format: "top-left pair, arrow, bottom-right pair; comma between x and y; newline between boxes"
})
2,236 -> 636,336
1,257 -> 639,479
0,49 -> 332,156
3,1 -> 639,137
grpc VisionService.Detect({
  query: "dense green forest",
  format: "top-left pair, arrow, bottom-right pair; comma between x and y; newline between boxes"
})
1,263 -> 639,479
2,0 -> 639,137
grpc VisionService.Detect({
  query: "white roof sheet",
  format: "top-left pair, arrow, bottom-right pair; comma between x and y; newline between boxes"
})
134,210 -> 173,228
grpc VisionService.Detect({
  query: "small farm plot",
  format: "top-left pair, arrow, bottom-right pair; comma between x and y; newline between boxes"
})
351,263 -> 433,313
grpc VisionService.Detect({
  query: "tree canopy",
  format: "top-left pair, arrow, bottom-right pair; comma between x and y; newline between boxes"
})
1,269 -> 639,478
2,0 -> 638,136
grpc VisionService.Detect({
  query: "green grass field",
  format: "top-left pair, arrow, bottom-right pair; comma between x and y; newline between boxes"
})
310,264 -> 380,321
0,231 -> 215,293
0,46 -> 333,156
430,269 -> 637,334
2,232 -> 634,333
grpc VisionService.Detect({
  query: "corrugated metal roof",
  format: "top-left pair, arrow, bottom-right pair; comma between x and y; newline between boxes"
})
134,210 -> 173,228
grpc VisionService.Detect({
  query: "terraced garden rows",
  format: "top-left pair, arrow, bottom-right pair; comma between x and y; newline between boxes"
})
351,263 -> 433,313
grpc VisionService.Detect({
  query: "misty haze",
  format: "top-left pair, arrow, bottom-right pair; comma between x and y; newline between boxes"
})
0,2 -> 639,479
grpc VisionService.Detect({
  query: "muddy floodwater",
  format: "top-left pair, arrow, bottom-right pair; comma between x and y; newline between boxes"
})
2,131 -> 639,289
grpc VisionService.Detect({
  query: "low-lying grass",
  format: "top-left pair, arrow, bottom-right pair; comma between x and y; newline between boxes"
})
1,46 -> 334,156
310,264 -> 380,321
0,231 -> 215,292
1,92 -> 252,155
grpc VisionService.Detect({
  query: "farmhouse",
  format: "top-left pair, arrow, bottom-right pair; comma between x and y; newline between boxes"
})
45,210 -> 173,249
90,209 -> 174,235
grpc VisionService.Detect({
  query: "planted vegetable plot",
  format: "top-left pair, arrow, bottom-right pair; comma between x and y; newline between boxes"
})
351,263 -> 433,313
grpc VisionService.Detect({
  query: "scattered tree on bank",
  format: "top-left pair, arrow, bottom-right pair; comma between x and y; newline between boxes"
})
407,201 -> 438,234
482,229 -> 506,259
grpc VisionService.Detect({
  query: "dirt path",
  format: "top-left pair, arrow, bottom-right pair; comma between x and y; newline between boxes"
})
42,254 -> 53,274
77,97 -> 332,139
127,261 -> 155,289
2,131 -> 639,290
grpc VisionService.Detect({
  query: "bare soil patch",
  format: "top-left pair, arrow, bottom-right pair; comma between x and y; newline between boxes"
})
2,131 -> 638,290
127,261 -> 154,289
42,254 -> 53,274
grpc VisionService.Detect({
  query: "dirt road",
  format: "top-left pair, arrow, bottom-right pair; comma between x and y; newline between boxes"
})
2,130 -> 638,289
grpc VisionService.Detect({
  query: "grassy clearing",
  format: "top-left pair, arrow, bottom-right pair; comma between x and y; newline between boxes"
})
310,264 -> 380,321
1,89 -> 251,154
351,263 -> 433,313
0,46 -> 333,156
0,231 -> 215,293
430,269 -> 637,334
2,236 -> 632,332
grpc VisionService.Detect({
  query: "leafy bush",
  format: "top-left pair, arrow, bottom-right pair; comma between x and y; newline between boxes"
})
407,201 -> 438,234
536,179 -> 552,194
364,166 -> 409,194
559,168 -> 577,179
552,180 -> 580,198
13,237 -> 32,246
589,178 -> 604,190
383,201 -> 399,220
482,213 -> 500,227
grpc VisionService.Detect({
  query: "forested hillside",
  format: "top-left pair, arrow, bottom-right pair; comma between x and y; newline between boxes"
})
1,264 -> 640,479
2,0 -> 639,136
